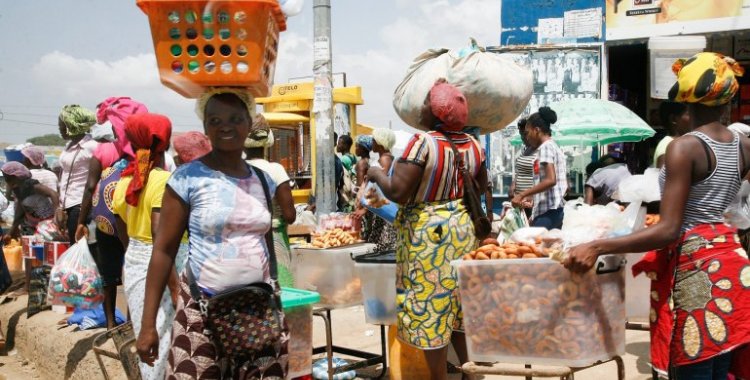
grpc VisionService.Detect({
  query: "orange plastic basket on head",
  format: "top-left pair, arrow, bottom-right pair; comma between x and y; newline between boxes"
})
137,0 -> 286,98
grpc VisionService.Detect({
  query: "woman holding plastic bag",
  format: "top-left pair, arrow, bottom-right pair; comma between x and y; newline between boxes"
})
511,107 -> 567,229
368,80 -> 487,380
566,53 -> 750,379
113,113 -> 186,380
358,129 -> 398,252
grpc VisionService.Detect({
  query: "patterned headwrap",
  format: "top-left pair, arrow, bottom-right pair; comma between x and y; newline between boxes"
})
195,87 -> 256,122
21,146 -> 46,167
121,113 -> 172,206
356,135 -> 373,152
1,161 -> 31,178
173,131 -> 212,163
429,80 -> 469,132
59,105 -> 97,136
96,97 -> 149,159
669,52 -> 745,106
244,114 -> 274,148
372,128 -> 396,151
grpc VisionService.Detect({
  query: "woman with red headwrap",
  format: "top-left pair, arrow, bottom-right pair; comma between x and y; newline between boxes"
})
113,113 -> 186,380
367,79 -> 488,379
75,97 -> 148,330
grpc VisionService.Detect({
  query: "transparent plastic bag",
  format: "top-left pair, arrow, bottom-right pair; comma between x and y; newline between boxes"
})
47,238 -> 104,309
497,202 -> 529,241
562,199 -> 630,249
509,227 -> 548,245
617,168 -> 661,203
361,182 -> 399,224
725,182 -> 750,230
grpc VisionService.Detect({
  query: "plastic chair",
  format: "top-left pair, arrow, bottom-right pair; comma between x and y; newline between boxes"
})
91,321 -> 142,380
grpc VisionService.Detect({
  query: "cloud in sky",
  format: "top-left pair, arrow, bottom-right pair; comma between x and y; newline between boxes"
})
0,0 -> 501,143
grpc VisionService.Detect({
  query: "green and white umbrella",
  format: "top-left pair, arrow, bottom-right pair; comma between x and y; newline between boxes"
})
510,99 -> 655,146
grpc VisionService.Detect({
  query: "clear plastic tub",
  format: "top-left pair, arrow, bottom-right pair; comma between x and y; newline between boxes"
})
281,287 -> 320,380
452,256 -> 626,367
292,243 -> 375,308
625,252 -> 650,321
354,251 -> 396,325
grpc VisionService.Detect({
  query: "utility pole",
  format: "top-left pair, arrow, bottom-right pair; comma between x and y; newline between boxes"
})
313,0 -> 336,215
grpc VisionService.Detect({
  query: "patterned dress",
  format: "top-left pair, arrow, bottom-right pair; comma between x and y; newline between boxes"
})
395,131 -> 485,349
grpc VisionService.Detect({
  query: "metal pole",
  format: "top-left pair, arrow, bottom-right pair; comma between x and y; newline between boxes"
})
313,0 -> 336,215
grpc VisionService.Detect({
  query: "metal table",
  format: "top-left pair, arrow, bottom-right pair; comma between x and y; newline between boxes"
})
462,356 -> 625,380
312,308 -> 388,380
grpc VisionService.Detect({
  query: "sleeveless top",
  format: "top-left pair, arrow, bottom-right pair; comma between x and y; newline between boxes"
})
93,159 -> 128,236
514,149 -> 537,195
659,131 -> 743,232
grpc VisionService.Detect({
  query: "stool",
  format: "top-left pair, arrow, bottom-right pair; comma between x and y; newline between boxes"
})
462,356 -> 625,380
91,321 -> 142,380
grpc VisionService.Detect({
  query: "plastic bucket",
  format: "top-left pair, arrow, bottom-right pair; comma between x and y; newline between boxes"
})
3,149 -> 25,163
137,0 -> 286,98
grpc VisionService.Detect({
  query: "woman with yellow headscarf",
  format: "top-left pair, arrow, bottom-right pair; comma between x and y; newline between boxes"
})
566,52 -> 749,379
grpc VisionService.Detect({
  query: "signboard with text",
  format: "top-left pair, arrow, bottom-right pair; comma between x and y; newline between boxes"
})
606,0 -> 750,40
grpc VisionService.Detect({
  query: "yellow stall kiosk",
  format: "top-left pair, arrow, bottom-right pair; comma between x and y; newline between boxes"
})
256,82 -> 371,205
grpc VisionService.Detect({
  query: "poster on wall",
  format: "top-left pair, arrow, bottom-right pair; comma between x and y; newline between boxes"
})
333,103 -> 350,137
486,49 -> 601,196
606,0 -> 750,40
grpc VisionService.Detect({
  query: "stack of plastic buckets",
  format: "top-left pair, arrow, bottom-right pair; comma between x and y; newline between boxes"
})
137,0 -> 287,98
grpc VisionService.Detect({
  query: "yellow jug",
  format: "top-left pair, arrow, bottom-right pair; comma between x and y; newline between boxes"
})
387,325 -> 431,380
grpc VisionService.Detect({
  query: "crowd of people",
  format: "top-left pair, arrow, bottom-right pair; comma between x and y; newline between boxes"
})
0,51 -> 747,379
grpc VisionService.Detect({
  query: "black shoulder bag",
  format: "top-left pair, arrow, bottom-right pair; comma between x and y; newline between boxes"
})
185,167 -> 288,377
442,132 -> 492,240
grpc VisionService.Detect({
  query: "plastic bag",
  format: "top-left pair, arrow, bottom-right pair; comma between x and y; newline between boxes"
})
509,227 -> 548,245
725,182 -> 750,229
361,182 -> 399,224
497,202 -> 529,241
393,44 -> 532,133
561,199 -> 631,249
617,168 -> 661,203
47,238 -> 104,309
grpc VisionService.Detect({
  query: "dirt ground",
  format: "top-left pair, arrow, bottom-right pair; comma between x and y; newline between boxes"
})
0,274 -> 654,380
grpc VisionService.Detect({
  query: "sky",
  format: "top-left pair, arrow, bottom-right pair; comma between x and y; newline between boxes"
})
0,0 -> 502,144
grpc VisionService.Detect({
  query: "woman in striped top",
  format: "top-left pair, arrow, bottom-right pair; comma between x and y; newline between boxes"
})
509,118 -> 537,215
566,53 -> 750,379
368,80 -> 487,380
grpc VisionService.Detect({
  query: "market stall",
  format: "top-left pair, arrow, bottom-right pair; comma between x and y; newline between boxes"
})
291,212 -> 388,379
255,82 -> 366,205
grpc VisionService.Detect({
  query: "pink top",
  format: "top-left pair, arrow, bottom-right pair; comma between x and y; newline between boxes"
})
93,142 -> 121,169
59,135 -> 98,209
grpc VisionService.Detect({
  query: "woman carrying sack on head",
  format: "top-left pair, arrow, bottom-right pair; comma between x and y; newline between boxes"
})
566,53 -> 750,379
113,113 -> 186,380
368,79 -> 488,380
136,89 -> 285,379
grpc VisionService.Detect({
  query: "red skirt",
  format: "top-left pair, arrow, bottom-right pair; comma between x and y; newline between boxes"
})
633,223 -> 750,374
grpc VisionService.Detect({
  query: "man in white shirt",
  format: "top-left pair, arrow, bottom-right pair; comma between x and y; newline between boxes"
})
585,155 -> 632,206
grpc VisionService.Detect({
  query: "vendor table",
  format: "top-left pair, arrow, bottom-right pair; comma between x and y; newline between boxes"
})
313,308 -> 388,380
462,356 -> 625,380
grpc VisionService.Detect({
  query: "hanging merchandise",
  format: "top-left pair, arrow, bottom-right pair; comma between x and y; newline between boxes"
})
393,40 -> 533,134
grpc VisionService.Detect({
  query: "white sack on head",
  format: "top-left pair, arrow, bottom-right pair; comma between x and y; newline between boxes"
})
393,46 -> 533,134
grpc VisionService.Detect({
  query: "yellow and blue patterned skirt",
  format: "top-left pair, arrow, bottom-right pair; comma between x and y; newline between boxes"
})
395,199 -> 477,349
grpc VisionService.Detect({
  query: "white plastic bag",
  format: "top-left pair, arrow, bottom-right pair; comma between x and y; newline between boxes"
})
510,227 -> 548,245
561,199 -> 630,248
361,182 -> 399,224
47,238 -> 104,309
617,168 -> 661,203
725,182 -> 750,229
393,44 -> 533,133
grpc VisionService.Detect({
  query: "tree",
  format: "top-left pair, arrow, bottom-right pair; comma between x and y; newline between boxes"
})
27,134 -> 66,146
